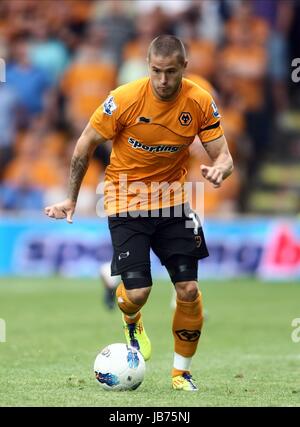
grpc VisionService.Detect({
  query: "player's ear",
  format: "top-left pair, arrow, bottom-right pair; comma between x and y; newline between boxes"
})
183,60 -> 188,70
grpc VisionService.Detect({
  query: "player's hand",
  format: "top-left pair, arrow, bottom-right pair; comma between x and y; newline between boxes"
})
44,198 -> 76,223
200,164 -> 223,188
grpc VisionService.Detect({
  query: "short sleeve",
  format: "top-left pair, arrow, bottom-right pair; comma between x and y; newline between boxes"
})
89,92 -> 122,140
198,93 -> 223,143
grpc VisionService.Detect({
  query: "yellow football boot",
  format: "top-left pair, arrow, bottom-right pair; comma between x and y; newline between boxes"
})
123,316 -> 152,361
172,373 -> 198,391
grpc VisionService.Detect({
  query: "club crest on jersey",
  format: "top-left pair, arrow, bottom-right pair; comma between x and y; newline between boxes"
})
103,96 -> 117,116
179,112 -> 192,126
211,101 -> 220,118
195,235 -> 202,248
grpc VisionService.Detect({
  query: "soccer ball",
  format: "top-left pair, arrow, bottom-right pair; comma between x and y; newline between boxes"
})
94,343 -> 145,391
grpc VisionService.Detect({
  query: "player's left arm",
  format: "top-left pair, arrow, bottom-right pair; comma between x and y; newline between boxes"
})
200,135 -> 234,188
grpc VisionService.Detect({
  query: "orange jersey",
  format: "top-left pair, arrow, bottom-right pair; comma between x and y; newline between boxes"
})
90,77 -> 223,215
186,73 -> 214,96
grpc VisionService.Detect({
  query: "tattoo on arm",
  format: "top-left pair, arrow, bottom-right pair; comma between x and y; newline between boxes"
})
67,153 -> 90,202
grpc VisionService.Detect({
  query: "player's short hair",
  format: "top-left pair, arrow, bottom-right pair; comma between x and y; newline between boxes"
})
148,35 -> 187,65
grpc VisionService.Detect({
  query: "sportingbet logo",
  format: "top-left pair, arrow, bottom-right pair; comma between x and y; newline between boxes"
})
0,58 -> 6,83
260,226 -> 300,278
0,319 -> 6,343
128,137 -> 183,153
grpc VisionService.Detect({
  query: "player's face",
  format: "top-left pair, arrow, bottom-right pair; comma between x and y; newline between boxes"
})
148,53 -> 187,101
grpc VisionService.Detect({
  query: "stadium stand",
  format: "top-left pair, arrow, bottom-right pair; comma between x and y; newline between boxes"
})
0,0 -> 299,216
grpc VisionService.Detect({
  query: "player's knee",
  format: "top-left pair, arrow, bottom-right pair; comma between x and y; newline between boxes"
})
121,269 -> 152,305
126,287 -> 151,305
121,270 -> 152,294
175,280 -> 199,302
165,255 -> 198,288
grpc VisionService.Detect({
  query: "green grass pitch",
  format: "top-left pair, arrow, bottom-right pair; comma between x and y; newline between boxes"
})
0,277 -> 299,407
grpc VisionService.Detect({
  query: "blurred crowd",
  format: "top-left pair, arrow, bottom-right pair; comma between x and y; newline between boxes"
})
0,0 -> 299,216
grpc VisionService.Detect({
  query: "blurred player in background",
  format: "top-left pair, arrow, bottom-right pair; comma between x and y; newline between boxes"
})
100,261 -> 119,310
45,35 -> 233,391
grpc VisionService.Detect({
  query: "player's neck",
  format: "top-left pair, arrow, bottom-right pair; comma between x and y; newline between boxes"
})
150,81 -> 183,103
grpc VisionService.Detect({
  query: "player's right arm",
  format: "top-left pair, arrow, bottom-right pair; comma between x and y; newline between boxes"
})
44,123 -> 106,223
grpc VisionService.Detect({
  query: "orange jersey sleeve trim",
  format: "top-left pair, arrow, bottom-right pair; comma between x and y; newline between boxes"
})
188,84 -> 224,143
200,122 -> 224,143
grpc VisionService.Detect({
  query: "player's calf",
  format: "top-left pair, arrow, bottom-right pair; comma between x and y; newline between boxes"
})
116,280 -> 152,361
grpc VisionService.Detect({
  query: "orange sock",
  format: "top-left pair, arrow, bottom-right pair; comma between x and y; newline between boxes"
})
172,292 -> 204,358
172,368 -> 190,377
116,282 -> 142,324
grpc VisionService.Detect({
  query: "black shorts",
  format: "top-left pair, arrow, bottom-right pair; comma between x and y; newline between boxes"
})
108,203 -> 209,276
